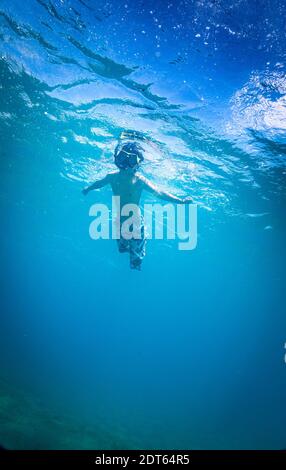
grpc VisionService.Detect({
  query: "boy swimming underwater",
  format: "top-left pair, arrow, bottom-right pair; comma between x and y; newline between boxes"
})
83,134 -> 192,270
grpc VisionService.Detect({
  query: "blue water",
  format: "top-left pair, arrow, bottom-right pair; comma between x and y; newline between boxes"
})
0,0 -> 285,449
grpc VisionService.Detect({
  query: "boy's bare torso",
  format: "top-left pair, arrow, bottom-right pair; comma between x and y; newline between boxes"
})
109,170 -> 144,207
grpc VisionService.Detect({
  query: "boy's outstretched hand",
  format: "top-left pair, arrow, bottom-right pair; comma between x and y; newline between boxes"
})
82,187 -> 90,196
182,197 -> 193,204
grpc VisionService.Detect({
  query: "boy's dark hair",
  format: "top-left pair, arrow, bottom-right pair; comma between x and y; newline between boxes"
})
114,141 -> 144,170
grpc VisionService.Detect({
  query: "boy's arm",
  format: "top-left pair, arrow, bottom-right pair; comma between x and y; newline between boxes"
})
139,175 -> 192,204
82,174 -> 111,195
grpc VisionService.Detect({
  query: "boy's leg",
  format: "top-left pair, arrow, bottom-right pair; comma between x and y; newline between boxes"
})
116,217 -> 129,253
129,222 -> 146,270
117,236 -> 129,253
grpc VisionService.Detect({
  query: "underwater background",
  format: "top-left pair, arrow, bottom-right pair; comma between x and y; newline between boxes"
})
0,0 -> 286,449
